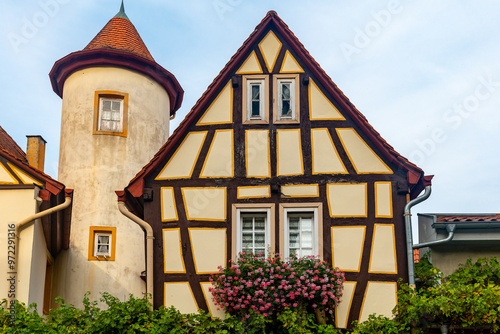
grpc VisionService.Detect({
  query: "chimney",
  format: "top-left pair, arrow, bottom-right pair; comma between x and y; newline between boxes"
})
26,135 -> 47,172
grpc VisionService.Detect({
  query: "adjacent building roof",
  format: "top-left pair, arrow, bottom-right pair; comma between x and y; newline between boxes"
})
49,3 -> 183,115
124,11 -> 431,200
436,214 -> 500,223
0,126 -> 26,162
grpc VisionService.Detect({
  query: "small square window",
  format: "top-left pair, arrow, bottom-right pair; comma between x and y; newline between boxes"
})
242,76 -> 269,124
273,74 -> 300,124
93,91 -> 128,137
88,227 -> 116,261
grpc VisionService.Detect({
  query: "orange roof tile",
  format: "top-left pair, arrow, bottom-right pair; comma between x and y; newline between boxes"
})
436,214 -> 500,222
0,126 -> 26,162
84,17 -> 154,61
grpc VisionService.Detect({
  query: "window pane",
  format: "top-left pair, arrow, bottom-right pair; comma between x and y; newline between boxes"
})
251,101 -> 260,117
281,83 -> 290,100
102,111 -> 111,120
242,220 -> 253,231
101,120 -> 110,130
111,111 -> 120,121
282,101 -> 291,116
252,85 -> 260,100
301,248 -> 313,256
301,218 -> 313,231
289,232 -> 299,248
254,220 -> 265,230
102,100 -> 112,111
289,218 -> 299,231
302,232 -> 312,248
112,101 -> 121,111
289,249 -> 298,257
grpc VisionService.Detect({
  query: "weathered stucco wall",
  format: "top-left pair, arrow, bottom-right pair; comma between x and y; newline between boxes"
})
54,66 -> 171,307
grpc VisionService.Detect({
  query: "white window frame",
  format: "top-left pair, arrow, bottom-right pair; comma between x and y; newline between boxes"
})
94,232 -> 112,257
273,74 -> 300,124
236,208 -> 271,258
98,96 -> 124,133
247,79 -> 265,120
279,203 -> 323,259
277,78 -> 296,120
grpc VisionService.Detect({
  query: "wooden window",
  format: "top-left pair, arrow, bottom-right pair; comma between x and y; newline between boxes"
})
279,203 -> 323,259
93,91 -> 128,136
232,204 -> 275,259
88,227 -> 116,261
242,76 -> 269,124
273,74 -> 300,124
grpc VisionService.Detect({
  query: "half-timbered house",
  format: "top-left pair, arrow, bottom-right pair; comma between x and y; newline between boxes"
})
119,11 -> 431,328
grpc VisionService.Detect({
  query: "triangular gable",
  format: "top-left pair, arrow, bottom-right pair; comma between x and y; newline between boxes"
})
125,11 -> 428,199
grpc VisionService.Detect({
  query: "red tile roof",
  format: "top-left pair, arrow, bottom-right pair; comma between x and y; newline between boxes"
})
436,214 -> 500,222
124,11 -> 430,199
84,17 -> 154,61
0,126 -> 26,162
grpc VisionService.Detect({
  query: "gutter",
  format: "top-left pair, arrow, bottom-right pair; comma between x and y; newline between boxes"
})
413,224 -> 456,249
116,193 -> 154,309
9,193 -> 72,308
404,185 -> 431,287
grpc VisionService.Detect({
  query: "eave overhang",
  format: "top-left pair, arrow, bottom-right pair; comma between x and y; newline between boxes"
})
49,48 -> 184,116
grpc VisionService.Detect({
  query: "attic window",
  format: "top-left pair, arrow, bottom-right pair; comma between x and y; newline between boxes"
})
273,74 -> 300,123
93,91 -> 128,137
242,75 -> 269,124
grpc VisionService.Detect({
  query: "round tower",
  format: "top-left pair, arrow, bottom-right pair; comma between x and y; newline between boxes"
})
49,2 -> 183,307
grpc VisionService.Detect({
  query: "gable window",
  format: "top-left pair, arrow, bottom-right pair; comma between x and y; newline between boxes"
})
93,91 -> 128,137
88,227 -> 116,261
280,203 -> 322,259
273,74 -> 300,123
232,204 -> 274,259
242,76 -> 269,124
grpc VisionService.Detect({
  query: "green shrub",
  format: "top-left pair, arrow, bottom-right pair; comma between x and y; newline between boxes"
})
351,314 -> 402,334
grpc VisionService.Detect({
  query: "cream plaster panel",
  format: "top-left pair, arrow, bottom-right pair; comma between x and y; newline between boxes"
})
236,51 -> 262,74
200,282 -> 226,319
280,50 -> 304,73
197,82 -> 232,124
327,183 -> 367,217
359,282 -> 397,323
331,227 -> 365,271
161,188 -> 178,221
189,229 -> 227,274
259,31 -> 281,72
0,164 -> 17,184
336,282 -> 356,329
237,186 -> 270,199
277,129 -> 304,176
0,189 -> 37,306
157,132 -> 207,179
55,66 -> 170,307
369,224 -> 397,274
281,184 -> 319,197
200,130 -> 234,178
9,164 -> 42,185
309,80 -> 344,120
163,229 -> 185,273
311,129 -> 347,174
375,182 -> 393,217
337,128 -> 392,174
182,188 -> 226,221
164,282 -> 198,314
246,130 -> 270,178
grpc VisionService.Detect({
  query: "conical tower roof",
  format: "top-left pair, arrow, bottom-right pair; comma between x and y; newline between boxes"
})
83,2 -> 154,61
49,2 -> 183,114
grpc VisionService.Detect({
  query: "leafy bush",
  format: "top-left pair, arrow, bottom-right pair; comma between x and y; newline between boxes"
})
351,314 -> 402,334
446,256 -> 500,286
209,253 -> 344,323
414,252 -> 442,292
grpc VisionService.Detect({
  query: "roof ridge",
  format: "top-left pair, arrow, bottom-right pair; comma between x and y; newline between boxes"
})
0,125 -> 26,162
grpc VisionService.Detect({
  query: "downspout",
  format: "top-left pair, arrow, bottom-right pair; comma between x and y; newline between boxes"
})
413,223 -> 456,249
404,185 -> 432,287
117,198 -> 154,309
9,194 -> 72,308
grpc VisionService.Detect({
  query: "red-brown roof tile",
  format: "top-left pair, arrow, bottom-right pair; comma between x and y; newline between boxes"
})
84,17 -> 154,61
436,214 -> 500,222
0,126 -> 26,162
413,249 -> 420,263
124,11 -> 430,199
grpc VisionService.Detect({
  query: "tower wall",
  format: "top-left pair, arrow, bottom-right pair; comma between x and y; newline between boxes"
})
53,66 -> 170,307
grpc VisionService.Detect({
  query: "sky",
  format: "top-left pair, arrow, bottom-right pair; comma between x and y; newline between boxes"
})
0,0 -> 499,241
